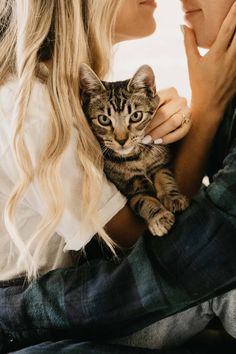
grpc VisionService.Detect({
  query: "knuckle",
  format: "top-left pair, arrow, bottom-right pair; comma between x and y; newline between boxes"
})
170,86 -> 178,96
159,107 -> 169,120
157,88 -> 167,98
172,116 -> 180,129
180,97 -> 188,106
177,97 -> 187,109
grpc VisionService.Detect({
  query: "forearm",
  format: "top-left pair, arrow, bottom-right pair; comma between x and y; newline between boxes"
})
176,9 -> 236,198
105,204 -> 146,248
174,107 -> 224,198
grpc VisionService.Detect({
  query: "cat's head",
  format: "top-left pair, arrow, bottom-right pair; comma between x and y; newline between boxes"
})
79,64 -> 159,156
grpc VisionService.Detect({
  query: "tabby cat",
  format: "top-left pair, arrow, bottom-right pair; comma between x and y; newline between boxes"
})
79,64 -> 189,236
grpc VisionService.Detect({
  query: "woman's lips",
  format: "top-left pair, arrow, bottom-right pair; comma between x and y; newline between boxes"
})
140,0 -> 157,8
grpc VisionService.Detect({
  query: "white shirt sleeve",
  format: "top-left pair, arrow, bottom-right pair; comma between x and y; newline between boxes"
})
54,128 -> 127,250
1,79 -> 127,251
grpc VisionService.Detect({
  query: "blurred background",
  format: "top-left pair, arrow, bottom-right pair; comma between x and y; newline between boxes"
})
109,0 -> 191,101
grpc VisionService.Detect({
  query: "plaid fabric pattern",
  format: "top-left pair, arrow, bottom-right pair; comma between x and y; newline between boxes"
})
11,339 -> 227,354
0,101 -> 236,353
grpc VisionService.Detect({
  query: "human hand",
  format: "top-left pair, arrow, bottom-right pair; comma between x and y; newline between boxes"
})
143,87 -> 192,145
182,1 -> 236,119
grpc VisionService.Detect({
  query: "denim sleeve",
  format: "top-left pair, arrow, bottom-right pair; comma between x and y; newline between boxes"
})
205,98 -> 236,181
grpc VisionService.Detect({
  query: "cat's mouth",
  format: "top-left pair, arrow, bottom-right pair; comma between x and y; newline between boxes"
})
115,146 -> 134,156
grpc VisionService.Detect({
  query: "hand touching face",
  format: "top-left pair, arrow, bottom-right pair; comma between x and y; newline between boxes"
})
182,1 -> 236,119
180,0 -> 235,48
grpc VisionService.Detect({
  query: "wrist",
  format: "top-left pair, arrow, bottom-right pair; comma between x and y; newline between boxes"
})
191,102 -> 225,126
191,94 -> 229,122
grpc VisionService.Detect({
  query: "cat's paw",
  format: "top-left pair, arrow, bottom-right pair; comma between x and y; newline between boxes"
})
148,210 -> 175,237
162,195 -> 190,213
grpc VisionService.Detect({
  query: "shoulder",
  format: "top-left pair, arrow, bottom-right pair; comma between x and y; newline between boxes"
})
0,77 -> 52,167
0,76 -> 51,126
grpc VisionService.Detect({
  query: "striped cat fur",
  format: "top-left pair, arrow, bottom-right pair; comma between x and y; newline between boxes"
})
79,64 -> 189,236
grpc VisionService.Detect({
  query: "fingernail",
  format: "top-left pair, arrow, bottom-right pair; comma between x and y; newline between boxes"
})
154,138 -> 163,145
142,135 -> 153,144
180,25 -> 185,35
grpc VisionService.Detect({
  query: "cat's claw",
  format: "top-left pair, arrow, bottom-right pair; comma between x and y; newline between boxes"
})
148,210 -> 175,237
162,195 -> 190,213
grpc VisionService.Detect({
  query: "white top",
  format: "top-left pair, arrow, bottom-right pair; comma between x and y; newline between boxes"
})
0,78 -> 127,280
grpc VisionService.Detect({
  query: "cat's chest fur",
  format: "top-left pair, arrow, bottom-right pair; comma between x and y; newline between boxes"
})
104,144 -> 170,184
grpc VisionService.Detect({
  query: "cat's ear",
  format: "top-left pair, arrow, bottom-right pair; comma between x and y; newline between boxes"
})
127,65 -> 157,97
79,63 -> 105,94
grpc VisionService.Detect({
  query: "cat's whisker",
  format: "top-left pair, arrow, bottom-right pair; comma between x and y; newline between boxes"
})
101,146 -> 110,155
137,142 -> 151,151
153,145 -> 165,154
105,149 -> 113,159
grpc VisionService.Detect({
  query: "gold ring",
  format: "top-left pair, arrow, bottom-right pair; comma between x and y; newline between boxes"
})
181,113 -> 191,126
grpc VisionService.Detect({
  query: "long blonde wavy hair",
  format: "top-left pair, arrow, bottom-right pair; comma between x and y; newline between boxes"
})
0,0 -> 124,280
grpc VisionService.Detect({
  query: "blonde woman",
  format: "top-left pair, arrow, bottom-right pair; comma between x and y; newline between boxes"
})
0,0 -> 236,352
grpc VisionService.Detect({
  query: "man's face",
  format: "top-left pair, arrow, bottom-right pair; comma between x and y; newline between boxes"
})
180,0 -> 236,48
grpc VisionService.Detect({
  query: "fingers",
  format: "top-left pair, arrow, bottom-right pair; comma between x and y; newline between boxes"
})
182,25 -> 200,65
158,87 -> 179,107
229,17 -> 236,56
213,1 -> 236,53
229,31 -> 236,57
147,97 -> 188,131
159,120 -> 191,145
143,109 -> 191,145
146,87 -> 191,145
148,109 -> 191,143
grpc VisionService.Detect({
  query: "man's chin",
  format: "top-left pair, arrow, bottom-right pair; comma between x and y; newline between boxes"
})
195,32 -> 212,49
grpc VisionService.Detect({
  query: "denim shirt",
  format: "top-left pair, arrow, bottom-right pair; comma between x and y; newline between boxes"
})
206,97 -> 236,182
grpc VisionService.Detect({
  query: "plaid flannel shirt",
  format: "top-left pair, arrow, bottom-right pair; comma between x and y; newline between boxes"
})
0,99 -> 236,353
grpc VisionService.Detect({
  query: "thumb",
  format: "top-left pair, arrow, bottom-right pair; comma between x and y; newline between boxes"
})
181,25 -> 200,64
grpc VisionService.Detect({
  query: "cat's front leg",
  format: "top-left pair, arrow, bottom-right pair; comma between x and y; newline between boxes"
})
153,168 -> 190,213
127,176 -> 175,237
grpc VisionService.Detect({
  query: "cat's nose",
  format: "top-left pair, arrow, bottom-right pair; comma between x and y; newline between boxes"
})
117,138 -> 128,146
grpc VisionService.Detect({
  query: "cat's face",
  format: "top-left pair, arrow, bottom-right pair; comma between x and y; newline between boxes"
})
80,64 -> 159,156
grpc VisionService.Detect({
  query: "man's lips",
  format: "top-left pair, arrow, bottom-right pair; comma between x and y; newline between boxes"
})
183,8 -> 202,21
184,8 -> 201,15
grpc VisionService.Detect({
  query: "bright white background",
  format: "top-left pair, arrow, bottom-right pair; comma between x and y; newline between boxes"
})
109,0 -> 191,101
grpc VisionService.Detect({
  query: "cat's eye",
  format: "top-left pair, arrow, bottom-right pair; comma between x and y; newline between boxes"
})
130,111 -> 143,123
98,115 -> 111,126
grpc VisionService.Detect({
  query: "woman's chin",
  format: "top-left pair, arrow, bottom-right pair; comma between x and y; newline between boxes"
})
195,32 -> 213,49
